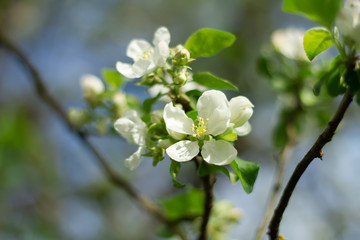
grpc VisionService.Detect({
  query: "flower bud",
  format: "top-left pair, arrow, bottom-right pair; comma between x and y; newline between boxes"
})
174,46 -> 191,65
80,74 -> 104,105
68,108 -> 87,128
113,92 -> 128,116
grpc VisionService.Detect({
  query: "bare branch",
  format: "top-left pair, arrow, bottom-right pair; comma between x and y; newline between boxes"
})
268,92 -> 353,239
0,33 -> 188,240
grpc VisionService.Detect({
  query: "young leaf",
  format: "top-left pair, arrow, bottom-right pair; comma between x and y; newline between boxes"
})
283,0 -> 342,29
230,158 -> 259,194
142,93 -> 161,114
169,160 -> 185,188
185,28 -> 236,58
303,28 -> 333,61
160,188 -> 204,221
102,69 -> 124,89
192,72 -> 238,91
198,160 -> 238,184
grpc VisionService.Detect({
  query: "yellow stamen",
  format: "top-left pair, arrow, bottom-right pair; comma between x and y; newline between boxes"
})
191,117 -> 209,138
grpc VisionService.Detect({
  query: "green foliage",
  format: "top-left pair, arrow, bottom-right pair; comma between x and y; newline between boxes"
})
142,93 -> 162,114
169,160 -> 185,188
186,110 -> 198,121
344,69 -> 360,93
197,161 -> 238,184
303,28 -> 333,61
160,188 -> 205,221
282,0 -> 342,29
102,69 -> 124,89
230,158 -> 259,194
185,28 -> 236,58
192,72 -> 238,91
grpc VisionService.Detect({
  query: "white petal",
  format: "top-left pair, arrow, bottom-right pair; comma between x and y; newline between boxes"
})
116,62 -> 140,79
201,139 -> 237,166
153,27 -> 171,46
80,74 -> 104,94
125,145 -> 146,170
197,90 -> 230,136
234,121 -> 252,136
152,41 -> 170,67
126,39 -> 152,60
163,103 -> 194,137
166,140 -> 199,162
132,59 -> 154,77
229,96 -> 254,128
114,110 -> 146,145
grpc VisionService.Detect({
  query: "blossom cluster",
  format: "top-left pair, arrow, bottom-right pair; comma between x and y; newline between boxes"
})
111,27 -> 254,171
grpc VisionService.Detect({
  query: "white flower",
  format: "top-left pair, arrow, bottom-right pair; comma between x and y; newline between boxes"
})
116,27 -> 171,79
80,74 -> 105,102
337,0 -> 360,49
164,90 -> 238,165
114,110 -> 147,170
271,28 -> 308,61
229,96 -> 254,136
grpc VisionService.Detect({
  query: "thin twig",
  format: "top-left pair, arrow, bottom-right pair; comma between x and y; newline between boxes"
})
0,33 -> 188,240
268,92 -> 353,239
198,174 -> 215,240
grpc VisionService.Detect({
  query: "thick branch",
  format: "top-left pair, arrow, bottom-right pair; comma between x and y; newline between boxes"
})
0,33 -> 187,240
268,92 -> 353,239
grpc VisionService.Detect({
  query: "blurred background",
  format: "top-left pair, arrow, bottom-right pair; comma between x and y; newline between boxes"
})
1,0 -> 360,239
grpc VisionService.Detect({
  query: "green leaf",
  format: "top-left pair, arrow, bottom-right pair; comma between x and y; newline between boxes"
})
102,69 -> 124,89
283,0 -> 342,29
169,160 -> 185,188
326,69 -> 346,97
230,158 -> 259,194
160,188 -> 204,221
344,69 -> 360,93
192,72 -> 238,91
303,28 -> 333,61
186,110 -> 198,121
314,55 -> 343,96
142,93 -> 161,114
198,161 -> 238,184
185,28 -> 236,58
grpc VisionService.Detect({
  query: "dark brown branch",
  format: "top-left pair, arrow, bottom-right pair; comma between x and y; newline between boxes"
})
0,33 -> 188,240
268,92 -> 353,239
198,174 -> 215,240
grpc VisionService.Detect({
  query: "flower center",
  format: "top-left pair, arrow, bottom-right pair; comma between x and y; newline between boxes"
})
138,49 -> 154,60
191,117 -> 209,139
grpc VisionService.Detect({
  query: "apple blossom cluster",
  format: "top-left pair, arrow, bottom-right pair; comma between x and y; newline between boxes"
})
69,26 -> 256,186
109,27 -> 255,178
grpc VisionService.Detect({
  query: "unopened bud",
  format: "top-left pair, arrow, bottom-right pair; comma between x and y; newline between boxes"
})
174,47 -> 191,65
68,108 -> 87,128
80,74 -> 104,105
